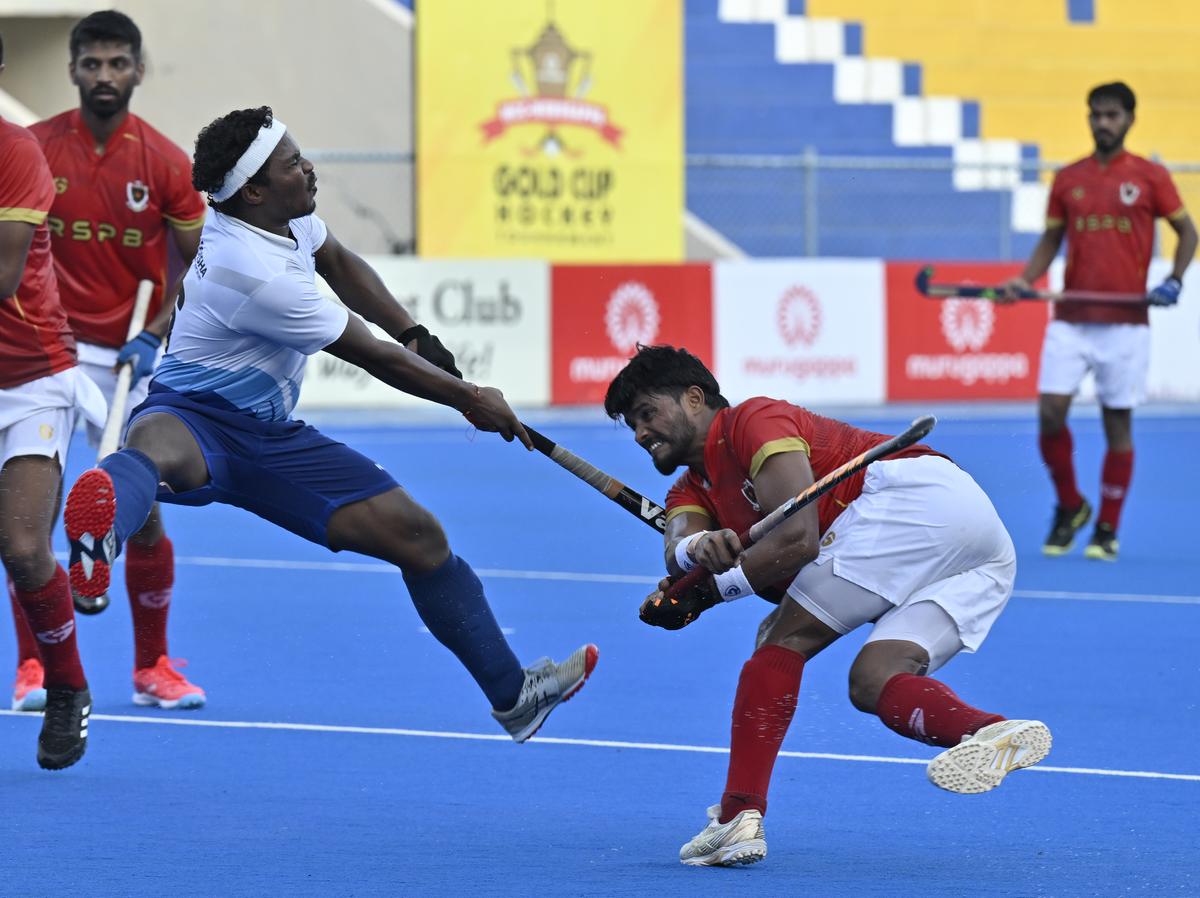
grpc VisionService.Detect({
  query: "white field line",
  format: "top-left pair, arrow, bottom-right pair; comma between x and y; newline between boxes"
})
2,710 -> 1197,783
148,555 -> 1200,605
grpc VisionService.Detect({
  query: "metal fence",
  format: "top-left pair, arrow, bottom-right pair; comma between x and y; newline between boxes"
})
306,149 -> 1200,260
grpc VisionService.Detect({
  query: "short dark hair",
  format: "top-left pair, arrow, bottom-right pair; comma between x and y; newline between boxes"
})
604,344 -> 729,422
1088,81 -> 1136,114
70,10 -> 142,61
192,106 -> 274,208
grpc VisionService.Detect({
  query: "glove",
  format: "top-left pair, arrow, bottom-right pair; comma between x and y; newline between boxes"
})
639,575 -> 721,630
116,330 -> 162,382
400,324 -> 462,378
1147,276 -> 1183,307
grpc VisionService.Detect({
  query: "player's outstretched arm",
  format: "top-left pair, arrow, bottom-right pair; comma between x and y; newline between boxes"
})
1002,224 -> 1065,300
325,314 -> 531,448
314,230 -> 417,341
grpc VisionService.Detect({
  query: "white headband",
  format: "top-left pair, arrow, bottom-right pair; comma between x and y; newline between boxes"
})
210,117 -> 288,202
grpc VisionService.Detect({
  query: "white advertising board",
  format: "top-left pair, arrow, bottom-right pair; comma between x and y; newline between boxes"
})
714,259 -> 886,404
297,258 -> 550,410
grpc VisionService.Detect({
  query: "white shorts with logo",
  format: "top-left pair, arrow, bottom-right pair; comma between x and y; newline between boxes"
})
1037,320 -> 1151,408
77,341 -> 155,448
0,367 -> 107,468
786,455 -> 1015,660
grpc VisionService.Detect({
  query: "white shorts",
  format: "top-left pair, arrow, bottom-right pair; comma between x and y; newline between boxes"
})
786,455 -> 1015,654
77,341 -> 154,448
1037,320 -> 1150,408
0,367 -> 107,467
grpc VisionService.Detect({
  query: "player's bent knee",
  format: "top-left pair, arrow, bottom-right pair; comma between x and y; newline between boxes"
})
848,643 -> 929,713
0,540 -> 56,590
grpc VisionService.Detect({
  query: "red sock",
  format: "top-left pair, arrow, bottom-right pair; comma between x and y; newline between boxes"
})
1098,450 -> 1133,530
719,645 -> 805,823
1039,428 -> 1083,509
13,565 -> 86,689
126,535 -> 174,670
876,673 -> 1003,748
8,575 -> 42,663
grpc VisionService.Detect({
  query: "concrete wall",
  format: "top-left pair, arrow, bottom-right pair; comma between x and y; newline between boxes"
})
0,0 -> 414,254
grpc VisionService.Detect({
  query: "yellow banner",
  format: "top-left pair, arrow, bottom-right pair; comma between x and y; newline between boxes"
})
417,1 -> 682,261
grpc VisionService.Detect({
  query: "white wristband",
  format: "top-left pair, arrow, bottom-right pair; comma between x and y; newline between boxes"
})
673,531 -> 705,572
712,564 -> 754,602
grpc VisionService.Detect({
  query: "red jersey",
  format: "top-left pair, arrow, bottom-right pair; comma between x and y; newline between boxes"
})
0,117 -> 76,389
666,398 -> 941,548
30,109 -> 206,348
1046,150 -> 1186,325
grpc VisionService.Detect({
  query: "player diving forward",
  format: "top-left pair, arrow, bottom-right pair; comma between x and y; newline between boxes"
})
606,345 -> 1051,867
62,106 -> 597,742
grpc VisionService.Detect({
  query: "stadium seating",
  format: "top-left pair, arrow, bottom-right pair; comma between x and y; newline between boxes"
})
688,0 -> 1197,258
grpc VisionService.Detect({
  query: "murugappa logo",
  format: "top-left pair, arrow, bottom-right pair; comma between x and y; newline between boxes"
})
939,298 -> 994,352
605,282 -> 659,353
776,286 -> 822,347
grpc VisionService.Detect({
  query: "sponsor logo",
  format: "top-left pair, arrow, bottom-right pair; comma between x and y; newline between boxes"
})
1119,182 -> 1141,206
1071,186 -> 1085,200
904,296 -> 1029,386
939,298 -> 993,352
54,177 -> 68,195
39,423 -> 55,441
37,620 -> 76,645
739,284 -> 857,382
604,282 -> 659,353
908,707 -> 927,740
126,179 -> 150,213
567,281 -> 659,384
821,530 -> 836,548
776,285 -> 821,347
639,497 -> 666,529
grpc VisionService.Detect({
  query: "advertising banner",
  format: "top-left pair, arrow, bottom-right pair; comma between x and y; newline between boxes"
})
417,1 -> 682,261
551,264 -> 712,404
886,262 -> 1048,401
714,260 -> 886,404
299,258 -> 550,410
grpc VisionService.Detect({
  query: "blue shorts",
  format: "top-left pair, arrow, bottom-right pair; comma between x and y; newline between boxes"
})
129,388 -> 398,547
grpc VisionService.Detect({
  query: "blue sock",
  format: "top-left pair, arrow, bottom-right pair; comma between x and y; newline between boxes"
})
403,554 -> 524,710
98,449 -> 159,546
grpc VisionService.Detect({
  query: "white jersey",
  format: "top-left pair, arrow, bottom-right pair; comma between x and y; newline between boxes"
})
154,210 -> 348,421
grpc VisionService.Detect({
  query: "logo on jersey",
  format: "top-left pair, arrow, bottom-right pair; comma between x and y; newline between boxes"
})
54,177 -> 69,195
604,282 -> 659,354
126,180 -> 151,213
939,298 -> 994,352
1071,186 -> 1085,201
1119,182 -> 1141,206
740,478 -> 760,512
776,285 -> 822,347
821,530 -> 836,548
39,423 -> 55,441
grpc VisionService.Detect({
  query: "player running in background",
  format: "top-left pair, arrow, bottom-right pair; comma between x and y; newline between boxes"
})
0,33 -> 99,768
63,106 -> 597,744
1006,81 -> 1197,561
25,11 -> 209,710
606,345 -> 1049,867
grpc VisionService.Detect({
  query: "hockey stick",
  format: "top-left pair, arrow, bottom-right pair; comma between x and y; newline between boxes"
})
644,415 -> 937,626
524,425 -> 667,533
76,279 -> 154,616
915,265 -> 1148,304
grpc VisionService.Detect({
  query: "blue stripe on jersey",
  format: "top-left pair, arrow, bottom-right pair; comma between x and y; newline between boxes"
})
154,355 -> 300,422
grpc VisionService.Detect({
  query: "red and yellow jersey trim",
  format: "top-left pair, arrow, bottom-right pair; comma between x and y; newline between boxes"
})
664,504 -> 712,524
748,436 -> 810,480
0,206 -> 48,225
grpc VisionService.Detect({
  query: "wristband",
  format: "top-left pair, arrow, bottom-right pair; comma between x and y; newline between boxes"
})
712,564 -> 754,602
673,531 -> 705,572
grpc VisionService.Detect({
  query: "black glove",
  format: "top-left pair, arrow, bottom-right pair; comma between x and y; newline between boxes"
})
639,575 -> 721,630
400,324 -> 462,378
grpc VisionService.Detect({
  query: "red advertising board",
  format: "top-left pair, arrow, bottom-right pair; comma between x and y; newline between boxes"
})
551,264 -> 713,404
886,262 -> 1049,401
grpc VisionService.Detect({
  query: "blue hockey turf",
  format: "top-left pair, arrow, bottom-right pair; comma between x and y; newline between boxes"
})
2,407 -> 1197,897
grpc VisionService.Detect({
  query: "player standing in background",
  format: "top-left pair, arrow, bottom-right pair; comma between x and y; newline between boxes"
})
63,106 -> 597,744
0,33 -> 98,767
25,10 -> 209,710
606,346 -> 1050,867
1006,82 -> 1197,561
